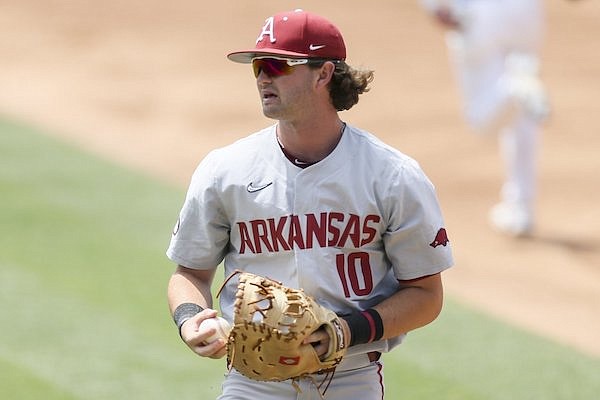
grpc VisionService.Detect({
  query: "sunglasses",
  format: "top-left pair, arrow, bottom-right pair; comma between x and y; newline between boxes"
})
251,56 -> 328,78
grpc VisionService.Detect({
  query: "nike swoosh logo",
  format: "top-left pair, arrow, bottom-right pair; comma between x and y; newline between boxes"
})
247,181 -> 273,193
309,44 -> 326,51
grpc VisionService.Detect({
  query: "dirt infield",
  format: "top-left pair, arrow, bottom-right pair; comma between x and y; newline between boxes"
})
1,1 -> 598,356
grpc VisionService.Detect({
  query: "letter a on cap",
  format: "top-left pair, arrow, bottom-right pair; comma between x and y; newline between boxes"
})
256,17 -> 275,44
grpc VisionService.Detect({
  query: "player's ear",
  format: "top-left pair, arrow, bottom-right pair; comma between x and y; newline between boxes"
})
315,61 -> 335,88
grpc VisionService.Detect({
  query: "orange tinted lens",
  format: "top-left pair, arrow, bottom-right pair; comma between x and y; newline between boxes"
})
252,59 -> 292,78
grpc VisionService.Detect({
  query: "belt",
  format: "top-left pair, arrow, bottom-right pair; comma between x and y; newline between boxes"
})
336,351 -> 382,372
368,351 -> 382,362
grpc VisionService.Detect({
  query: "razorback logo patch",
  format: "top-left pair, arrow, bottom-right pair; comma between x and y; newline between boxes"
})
429,228 -> 449,248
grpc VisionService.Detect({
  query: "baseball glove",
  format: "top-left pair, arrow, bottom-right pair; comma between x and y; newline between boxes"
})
223,271 -> 347,382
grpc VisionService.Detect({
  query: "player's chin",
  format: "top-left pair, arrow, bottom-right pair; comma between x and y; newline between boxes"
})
261,102 -> 283,116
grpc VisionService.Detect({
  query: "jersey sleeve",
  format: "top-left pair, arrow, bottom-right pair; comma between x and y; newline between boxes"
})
166,151 -> 230,269
383,160 -> 453,280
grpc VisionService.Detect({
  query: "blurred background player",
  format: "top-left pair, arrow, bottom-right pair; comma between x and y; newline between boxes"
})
420,0 -> 549,236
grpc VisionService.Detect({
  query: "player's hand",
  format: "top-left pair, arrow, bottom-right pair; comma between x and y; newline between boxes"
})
304,327 -> 331,359
180,308 -> 227,359
304,318 -> 351,360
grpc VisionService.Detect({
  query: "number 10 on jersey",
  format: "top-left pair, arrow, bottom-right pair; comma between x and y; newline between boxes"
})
336,252 -> 374,297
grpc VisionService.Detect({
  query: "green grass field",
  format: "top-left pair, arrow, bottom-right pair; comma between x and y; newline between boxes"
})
1,118 -> 599,399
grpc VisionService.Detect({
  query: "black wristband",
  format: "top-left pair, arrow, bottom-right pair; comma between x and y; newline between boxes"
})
363,308 -> 384,343
341,308 -> 384,346
173,303 -> 204,334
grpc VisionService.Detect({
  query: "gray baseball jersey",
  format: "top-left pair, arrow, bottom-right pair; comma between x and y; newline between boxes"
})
167,123 -> 453,357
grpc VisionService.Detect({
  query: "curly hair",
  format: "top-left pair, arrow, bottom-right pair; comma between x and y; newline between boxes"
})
309,60 -> 374,111
328,61 -> 374,111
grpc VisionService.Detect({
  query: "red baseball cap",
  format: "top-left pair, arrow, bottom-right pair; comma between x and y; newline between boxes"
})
227,9 -> 346,63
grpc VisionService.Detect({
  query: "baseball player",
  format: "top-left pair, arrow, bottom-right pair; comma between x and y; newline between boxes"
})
421,0 -> 548,236
167,9 -> 453,399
